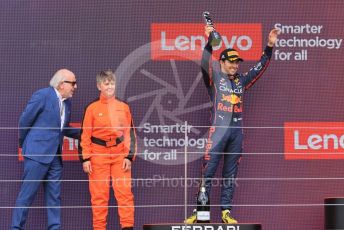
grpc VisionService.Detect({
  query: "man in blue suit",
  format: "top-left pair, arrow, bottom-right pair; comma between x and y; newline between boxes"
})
11,69 -> 80,230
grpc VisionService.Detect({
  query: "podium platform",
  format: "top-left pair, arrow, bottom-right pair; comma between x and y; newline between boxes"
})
325,197 -> 344,229
143,223 -> 261,230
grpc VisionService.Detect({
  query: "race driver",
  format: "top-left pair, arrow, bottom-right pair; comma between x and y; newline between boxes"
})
185,26 -> 280,224
79,70 -> 136,230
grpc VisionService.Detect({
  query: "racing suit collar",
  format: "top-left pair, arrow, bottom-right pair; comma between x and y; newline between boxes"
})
220,71 -> 239,80
99,93 -> 116,104
228,75 -> 235,80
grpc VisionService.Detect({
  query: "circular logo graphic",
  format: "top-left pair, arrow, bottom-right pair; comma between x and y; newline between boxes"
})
116,40 -> 230,165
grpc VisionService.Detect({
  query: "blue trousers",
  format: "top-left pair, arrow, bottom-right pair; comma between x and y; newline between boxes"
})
11,156 -> 63,230
203,126 -> 243,210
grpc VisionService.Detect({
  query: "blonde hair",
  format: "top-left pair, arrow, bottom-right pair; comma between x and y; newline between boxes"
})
96,69 -> 115,84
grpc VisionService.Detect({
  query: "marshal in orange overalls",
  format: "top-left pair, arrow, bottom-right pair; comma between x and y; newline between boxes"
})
80,94 -> 136,229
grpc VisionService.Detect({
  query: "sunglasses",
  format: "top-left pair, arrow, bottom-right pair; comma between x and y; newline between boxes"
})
63,81 -> 77,86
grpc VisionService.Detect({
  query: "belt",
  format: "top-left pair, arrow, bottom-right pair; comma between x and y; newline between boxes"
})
91,136 -> 124,147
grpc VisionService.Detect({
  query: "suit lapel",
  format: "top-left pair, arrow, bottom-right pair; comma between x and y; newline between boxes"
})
64,100 -> 71,125
49,87 -> 62,126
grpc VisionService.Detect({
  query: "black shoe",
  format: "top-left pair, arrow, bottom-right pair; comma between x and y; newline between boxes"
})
122,228 -> 134,230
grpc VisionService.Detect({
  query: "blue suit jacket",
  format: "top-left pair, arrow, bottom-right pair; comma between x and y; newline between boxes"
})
19,87 -> 79,164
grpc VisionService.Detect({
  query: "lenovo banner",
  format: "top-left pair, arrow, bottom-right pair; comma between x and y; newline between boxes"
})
284,122 -> 344,160
151,23 -> 262,61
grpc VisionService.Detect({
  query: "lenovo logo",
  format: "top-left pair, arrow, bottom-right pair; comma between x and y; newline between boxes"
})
151,23 -> 262,61
284,122 -> 344,160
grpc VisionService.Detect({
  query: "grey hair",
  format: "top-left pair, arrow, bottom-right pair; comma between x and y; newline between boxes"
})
96,69 -> 116,84
49,71 -> 66,88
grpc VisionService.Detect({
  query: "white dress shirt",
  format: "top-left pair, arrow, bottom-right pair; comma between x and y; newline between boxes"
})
54,88 -> 66,130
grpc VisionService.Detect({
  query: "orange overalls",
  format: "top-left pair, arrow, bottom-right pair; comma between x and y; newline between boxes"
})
80,94 -> 136,229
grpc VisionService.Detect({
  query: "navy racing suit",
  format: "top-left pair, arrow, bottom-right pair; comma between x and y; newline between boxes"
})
201,41 -> 273,211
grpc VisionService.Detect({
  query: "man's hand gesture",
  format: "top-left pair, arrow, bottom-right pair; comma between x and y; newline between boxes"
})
268,28 -> 280,47
204,25 -> 214,38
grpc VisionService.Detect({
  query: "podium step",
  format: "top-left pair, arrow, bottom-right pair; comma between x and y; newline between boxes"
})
143,223 -> 262,230
325,197 -> 344,229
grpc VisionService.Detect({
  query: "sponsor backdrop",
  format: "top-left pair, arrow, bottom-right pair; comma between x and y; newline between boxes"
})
0,0 -> 343,229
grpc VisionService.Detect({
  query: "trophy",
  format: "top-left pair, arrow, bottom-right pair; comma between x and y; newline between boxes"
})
196,178 -> 210,223
202,11 -> 222,46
